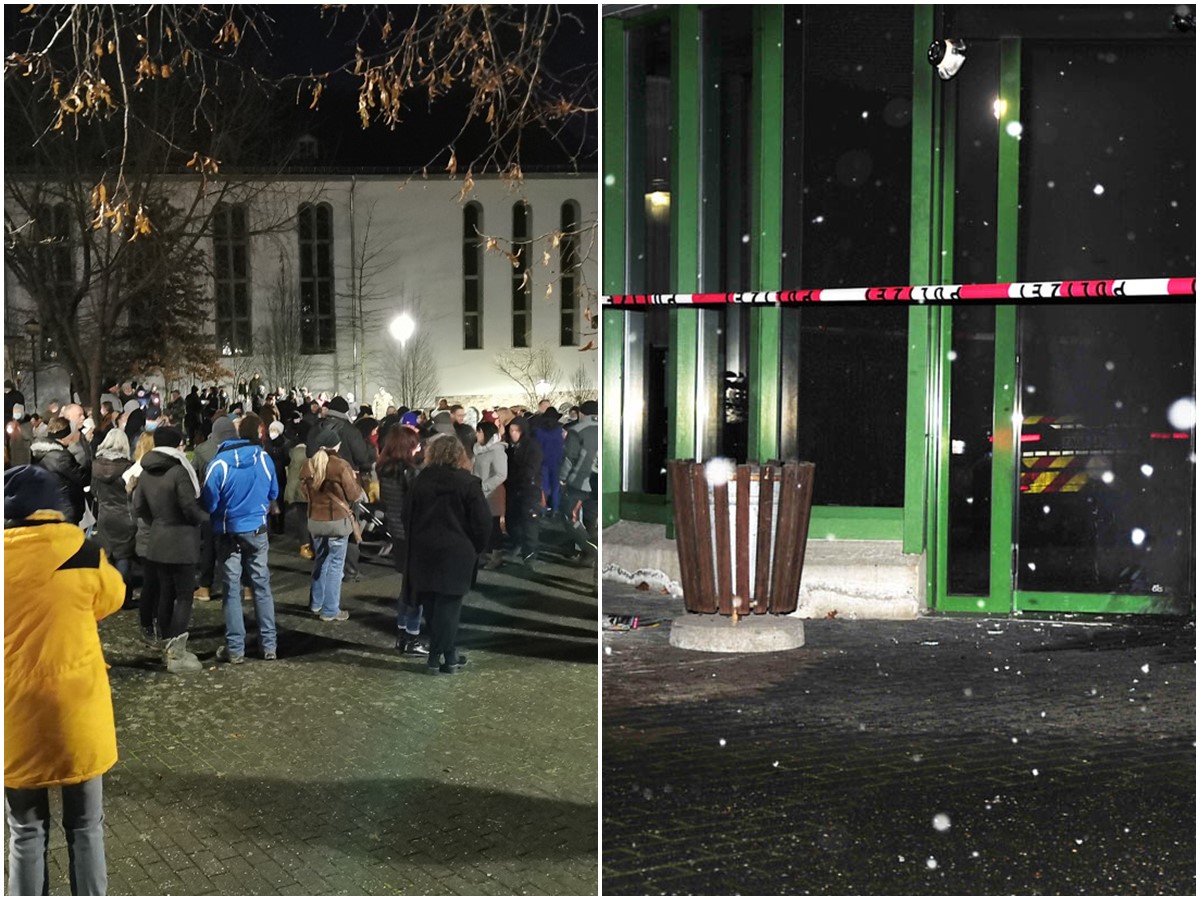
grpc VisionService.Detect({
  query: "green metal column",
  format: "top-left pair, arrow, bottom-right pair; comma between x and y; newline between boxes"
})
667,6 -> 701,464
748,4 -> 784,463
904,4 -> 937,556
989,38 -> 1022,606
601,16 -> 627,525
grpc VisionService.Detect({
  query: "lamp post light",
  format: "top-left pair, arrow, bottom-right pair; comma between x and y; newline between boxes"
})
24,318 -> 40,414
389,312 -> 416,345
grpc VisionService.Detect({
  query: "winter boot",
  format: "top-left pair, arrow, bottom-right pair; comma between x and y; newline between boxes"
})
163,633 -> 203,674
483,550 -> 504,570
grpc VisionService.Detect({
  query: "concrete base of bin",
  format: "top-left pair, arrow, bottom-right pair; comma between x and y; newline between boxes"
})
669,613 -> 806,653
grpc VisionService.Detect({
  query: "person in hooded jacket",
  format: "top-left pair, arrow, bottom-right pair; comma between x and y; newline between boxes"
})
377,423 -> 425,654
531,406 -> 566,516
305,396 -> 371,476
132,427 -> 207,673
30,417 -> 87,525
504,417 -> 543,568
4,464 -> 125,895
404,434 -> 491,675
201,414 -> 280,663
472,421 -> 508,570
91,428 -> 137,607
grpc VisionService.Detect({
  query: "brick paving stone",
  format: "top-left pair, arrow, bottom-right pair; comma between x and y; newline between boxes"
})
6,532 -> 596,895
602,584 -> 1195,895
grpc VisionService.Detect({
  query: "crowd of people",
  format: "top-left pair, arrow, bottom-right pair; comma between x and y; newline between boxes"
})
3,373 -> 598,893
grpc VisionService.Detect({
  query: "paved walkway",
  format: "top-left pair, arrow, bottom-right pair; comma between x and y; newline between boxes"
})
602,584 -> 1195,896
15,530 -> 597,896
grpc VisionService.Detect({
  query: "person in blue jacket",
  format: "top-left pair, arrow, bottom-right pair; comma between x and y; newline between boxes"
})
200,413 -> 280,663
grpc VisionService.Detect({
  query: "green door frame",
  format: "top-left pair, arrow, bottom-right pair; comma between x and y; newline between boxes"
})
924,33 -> 1186,615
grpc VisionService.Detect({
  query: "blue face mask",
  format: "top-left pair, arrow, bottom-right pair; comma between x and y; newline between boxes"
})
145,420 -> 159,432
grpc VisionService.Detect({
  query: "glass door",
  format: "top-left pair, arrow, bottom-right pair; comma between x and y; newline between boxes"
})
1013,305 -> 1195,614
933,304 -> 1195,615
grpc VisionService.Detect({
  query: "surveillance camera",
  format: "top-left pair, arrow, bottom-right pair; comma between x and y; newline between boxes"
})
928,38 -> 967,81
1173,13 -> 1195,32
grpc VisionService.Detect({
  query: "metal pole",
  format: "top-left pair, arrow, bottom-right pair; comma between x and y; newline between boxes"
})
29,333 -> 38,415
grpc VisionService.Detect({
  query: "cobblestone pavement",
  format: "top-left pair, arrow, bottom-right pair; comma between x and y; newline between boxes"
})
601,584 -> 1195,896
13,528 -> 598,896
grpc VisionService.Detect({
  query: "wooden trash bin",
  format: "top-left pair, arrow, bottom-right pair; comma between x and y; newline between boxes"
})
667,460 -> 816,616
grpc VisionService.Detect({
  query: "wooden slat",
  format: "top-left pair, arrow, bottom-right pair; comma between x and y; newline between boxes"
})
735,465 -> 751,610
713,478 -> 732,615
753,464 -> 775,613
668,461 -> 702,614
769,462 -> 801,614
689,462 -> 719,613
782,462 -> 816,615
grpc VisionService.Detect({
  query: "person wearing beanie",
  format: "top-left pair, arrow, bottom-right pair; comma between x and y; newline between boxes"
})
29,416 -> 87,524
201,413 -> 280,663
4,465 -> 125,895
306,395 -> 372,479
300,426 -> 367,623
131,426 -> 207,672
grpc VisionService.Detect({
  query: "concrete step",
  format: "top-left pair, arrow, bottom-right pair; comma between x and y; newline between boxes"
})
602,520 -> 924,620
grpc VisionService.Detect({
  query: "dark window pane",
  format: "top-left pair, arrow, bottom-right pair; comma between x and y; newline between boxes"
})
513,202 -> 528,238
1019,42 -> 1195,280
785,306 -> 907,506
783,5 -> 913,288
317,247 -> 331,278
465,315 -> 480,350
464,279 -> 479,310
946,306 -> 996,596
298,207 -> 313,241
233,246 -> 247,279
951,41 -> 1000,284
626,19 -> 672,293
316,204 -> 331,239
232,206 -> 247,238
463,242 -> 478,276
464,205 -> 479,237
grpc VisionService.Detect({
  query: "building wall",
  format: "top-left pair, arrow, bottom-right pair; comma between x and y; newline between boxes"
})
5,172 -> 598,412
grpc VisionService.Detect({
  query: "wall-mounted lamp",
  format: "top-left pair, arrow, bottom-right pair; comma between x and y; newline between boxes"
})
928,38 -> 967,81
644,178 -> 671,221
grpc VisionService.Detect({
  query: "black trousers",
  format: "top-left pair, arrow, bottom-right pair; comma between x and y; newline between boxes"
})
420,592 -> 464,667
143,560 -> 196,639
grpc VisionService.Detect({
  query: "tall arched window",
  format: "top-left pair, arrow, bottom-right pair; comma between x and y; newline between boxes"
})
559,201 -> 582,346
213,203 -> 252,355
463,202 -> 484,349
298,202 -> 335,353
512,201 -> 532,348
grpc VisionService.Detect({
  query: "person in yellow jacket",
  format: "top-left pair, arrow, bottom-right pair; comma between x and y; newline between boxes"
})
4,465 -> 125,895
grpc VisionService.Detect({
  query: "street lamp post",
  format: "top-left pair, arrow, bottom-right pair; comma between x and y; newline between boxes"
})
24,318 -> 40,414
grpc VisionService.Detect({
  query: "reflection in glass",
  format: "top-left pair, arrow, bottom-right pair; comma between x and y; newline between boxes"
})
1016,305 -> 1195,599
626,20 -> 672,294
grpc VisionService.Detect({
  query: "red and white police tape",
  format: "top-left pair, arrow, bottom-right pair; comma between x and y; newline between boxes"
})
603,277 -> 1196,306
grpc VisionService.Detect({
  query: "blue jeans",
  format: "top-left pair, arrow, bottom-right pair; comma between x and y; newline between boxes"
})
310,535 -> 348,617
217,530 -> 276,656
396,575 -> 422,635
6,776 -> 106,896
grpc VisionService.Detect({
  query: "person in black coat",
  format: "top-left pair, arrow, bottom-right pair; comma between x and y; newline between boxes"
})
305,396 -> 372,476
132,427 -> 208,672
504,417 -> 543,568
377,423 -> 424,654
404,434 -> 490,675
91,428 -> 138,607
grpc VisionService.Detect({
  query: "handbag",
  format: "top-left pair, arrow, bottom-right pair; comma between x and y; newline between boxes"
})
488,482 -> 506,518
327,487 -> 364,543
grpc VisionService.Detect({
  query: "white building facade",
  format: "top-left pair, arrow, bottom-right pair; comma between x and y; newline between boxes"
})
6,170 -> 598,413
